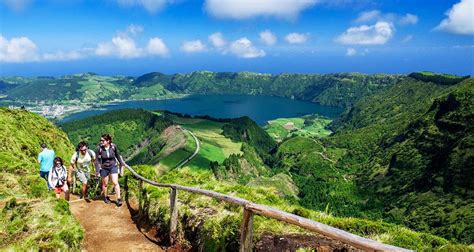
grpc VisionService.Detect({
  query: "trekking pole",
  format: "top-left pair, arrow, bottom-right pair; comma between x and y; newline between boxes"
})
87,173 -> 101,200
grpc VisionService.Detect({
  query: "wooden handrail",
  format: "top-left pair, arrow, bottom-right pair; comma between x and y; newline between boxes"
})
123,163 -> 411,252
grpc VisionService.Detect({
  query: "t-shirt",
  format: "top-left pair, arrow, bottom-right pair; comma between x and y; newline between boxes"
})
70,150 -> 96,172
38,148 -> 55,172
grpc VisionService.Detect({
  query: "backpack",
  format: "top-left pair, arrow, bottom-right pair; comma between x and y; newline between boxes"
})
75,149 -> 95,168
97,143 -> 117,161
97,143 -> 124,175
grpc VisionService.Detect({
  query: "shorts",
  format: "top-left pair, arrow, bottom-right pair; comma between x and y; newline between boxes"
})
76,170 -> 90,184
100,166 -> 118,178
54,183 -> 69,193
40,171 -> 49,180
40,171 -> 52,190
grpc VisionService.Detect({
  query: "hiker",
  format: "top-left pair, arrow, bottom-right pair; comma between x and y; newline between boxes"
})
48,157 -> 69,200
95,134 -> 125,207
37,143 -> 55,190
68,141 -> 96,199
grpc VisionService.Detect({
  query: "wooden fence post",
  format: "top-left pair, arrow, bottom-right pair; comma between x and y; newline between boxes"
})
240,208 -> 254,252
170,188 -> 178,244
138,180 -> 143,212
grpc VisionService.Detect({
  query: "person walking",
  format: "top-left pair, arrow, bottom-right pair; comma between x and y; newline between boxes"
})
68,141 -> 96,200
38,143 -> 55,190
95,134 -> 125,207
48,157 -> 69,200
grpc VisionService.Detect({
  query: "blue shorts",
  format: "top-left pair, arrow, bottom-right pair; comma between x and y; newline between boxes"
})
100,166 -> 118,178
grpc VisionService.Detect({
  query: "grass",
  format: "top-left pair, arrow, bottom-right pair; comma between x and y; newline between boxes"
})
167,115 -> 242,166
418,71 -> 462,79
0,108 -> 84,250
0,197 -> 83,250
130,84 -> 168,99
264,115 -> 333,141
124,164 -> 472,251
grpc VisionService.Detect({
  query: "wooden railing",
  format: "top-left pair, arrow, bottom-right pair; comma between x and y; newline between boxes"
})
124,164 -> 411,252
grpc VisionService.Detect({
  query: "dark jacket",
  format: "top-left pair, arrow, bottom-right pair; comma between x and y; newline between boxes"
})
94,143 -> 125,173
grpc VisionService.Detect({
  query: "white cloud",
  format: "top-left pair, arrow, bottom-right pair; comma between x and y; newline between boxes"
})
435,0 -> 474,35
399,13 -> 418,25
336,21 -> 394,45
285,33 -> 309,44
229,38 -> 265,58
204,0 -> 318,20
95,35 -> 143,58
259,30 -> 277,46
355,10 -> 381,23
0,35 -> 39,63
209,32 -> 227,48
117,0 -> 172,13
181,40 -> 206,53
355,10 -> 418,26
346,48 -> 357,56
147,37 -> 169,56
95,42 -> 114,56
127,24 -> 144,35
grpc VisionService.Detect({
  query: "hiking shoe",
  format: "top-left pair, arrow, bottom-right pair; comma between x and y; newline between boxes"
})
116,198 -> 123,207
79,194 -> 84,199
103,196 -> 111,204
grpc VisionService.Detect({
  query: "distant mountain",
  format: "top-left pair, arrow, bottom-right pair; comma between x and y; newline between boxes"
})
0,71 -> 404,108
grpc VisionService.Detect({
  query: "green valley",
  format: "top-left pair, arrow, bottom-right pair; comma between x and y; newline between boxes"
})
58,107 -> 470,250
0,71 -> 402,120
1,71 -> 472,250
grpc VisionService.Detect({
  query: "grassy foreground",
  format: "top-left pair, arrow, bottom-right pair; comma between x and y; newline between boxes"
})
0,108 -> 83,250
125,164 -> 471,251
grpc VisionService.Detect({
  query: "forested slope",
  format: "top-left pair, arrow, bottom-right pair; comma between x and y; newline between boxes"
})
61,109 -> 173,161
63,111 -> 467,251
1,72 -> 403,108
328,76 -> 474,243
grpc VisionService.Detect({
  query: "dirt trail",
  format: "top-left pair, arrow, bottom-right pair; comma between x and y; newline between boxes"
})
69,195 -> 163,251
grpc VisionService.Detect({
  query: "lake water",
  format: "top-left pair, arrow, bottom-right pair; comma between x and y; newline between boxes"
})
61,94 -> 343,125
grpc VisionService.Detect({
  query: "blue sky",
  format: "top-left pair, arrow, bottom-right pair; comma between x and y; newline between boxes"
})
0,0 -> 473,76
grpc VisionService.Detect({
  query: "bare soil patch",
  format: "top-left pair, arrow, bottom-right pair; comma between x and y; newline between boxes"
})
69,195 -> 164,251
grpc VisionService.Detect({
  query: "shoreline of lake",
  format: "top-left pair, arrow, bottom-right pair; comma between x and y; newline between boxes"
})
60,94 -> 344,125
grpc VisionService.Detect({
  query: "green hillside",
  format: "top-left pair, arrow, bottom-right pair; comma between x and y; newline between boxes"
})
61,108 -> 472,249
0,108 -> 83,250
1,71 -> 472,249
222,116 -> 277,162
326,76 -> 474,243
0,72 -> 403,110
264,114 -> 333,141
61,109 -> 173,160
3,73 -> 131,103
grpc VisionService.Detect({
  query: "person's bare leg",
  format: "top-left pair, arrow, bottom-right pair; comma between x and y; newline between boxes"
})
64,184 -> 70,201
111,173 -> 121,200
102,176 -> 109,198
82,183 -> 87,198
